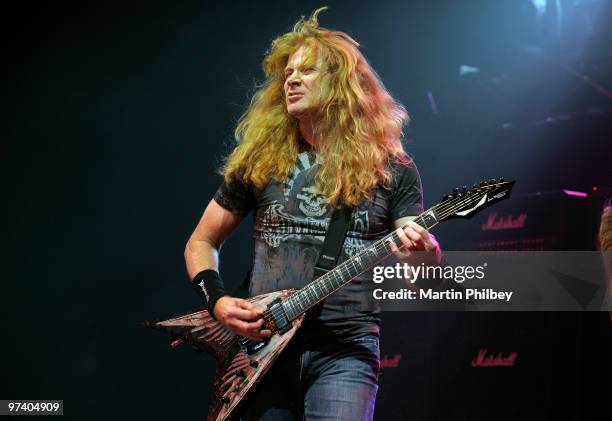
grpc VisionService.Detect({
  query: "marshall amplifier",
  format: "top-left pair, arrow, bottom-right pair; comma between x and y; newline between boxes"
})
436,189 -> 604,251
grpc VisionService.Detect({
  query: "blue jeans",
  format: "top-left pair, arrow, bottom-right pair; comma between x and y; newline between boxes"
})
241,332 -> 380,421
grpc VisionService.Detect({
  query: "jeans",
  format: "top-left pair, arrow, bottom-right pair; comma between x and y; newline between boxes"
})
241,332 -> 380,421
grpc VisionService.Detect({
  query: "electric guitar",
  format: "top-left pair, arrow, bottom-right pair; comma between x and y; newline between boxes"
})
143,178 -> 515,420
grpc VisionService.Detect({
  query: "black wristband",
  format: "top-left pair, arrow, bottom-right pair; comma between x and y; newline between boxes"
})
192,269 -> 228,319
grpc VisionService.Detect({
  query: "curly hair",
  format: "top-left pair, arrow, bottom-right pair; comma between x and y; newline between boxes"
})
222,7 -> 410,207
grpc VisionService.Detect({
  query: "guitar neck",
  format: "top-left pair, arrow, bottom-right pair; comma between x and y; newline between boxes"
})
280,177 -> 515,321
281,196 -> 465,321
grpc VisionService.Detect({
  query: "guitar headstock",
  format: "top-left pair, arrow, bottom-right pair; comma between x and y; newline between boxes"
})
437,177 -> 516,221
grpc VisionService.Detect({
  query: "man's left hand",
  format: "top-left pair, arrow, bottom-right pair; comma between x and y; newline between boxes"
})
389,220 -> 442,266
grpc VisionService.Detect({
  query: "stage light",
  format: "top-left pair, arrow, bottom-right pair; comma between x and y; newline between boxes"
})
459,64 -> 480,77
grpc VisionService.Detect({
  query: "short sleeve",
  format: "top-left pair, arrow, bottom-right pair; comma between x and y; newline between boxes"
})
389,161 -> 424,220
213,176 -> 257,217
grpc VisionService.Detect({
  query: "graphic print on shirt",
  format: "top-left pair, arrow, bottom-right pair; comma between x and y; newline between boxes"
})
282,152 -> 323,198
259,203 -> 329,248
283,152 -> 331,218
256,152 -> 330,248
344,209 -> 370,256
296,186 -> 329,217
257,152 -> 370,250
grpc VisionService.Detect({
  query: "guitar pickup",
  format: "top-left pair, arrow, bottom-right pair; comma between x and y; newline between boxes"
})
268,298 -> 291,334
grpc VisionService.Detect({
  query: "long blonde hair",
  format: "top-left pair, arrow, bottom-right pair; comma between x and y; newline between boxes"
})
223,7 -> 410,207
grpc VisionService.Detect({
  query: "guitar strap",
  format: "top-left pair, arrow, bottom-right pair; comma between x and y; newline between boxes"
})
312,205 -> 353,280
233,205 -> 353,298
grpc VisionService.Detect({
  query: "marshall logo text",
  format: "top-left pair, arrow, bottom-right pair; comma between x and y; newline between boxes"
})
481,212 -> 527,231
471,348 -> 517,367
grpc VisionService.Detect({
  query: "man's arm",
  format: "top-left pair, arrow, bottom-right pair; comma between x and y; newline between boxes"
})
185,199 -> 242,278
185,199 -> 270,340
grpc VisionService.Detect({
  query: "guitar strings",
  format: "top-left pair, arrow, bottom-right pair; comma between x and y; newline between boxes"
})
282,187 -> 493,318
283,191 -> 487,317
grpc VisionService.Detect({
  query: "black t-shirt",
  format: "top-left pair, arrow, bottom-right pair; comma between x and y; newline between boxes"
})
214,151 -> 423,338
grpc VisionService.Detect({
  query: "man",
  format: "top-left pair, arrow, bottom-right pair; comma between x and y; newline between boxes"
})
185,8 -> 441,420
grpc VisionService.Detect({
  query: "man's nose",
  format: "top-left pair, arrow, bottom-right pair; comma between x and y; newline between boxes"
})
287,71 -> 302,85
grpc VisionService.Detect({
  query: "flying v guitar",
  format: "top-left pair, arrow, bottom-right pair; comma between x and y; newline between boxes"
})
143,178 -> 515,421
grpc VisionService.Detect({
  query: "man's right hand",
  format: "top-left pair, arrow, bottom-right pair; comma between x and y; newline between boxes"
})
213,296 -> 271,341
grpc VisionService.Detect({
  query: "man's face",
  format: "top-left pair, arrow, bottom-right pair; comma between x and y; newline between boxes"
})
283,46 -> 324,119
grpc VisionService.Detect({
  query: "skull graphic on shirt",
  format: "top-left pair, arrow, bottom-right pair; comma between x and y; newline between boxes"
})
296,186 -> 330,217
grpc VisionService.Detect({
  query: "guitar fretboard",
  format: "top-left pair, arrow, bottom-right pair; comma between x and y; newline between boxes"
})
280,188 -> 490,320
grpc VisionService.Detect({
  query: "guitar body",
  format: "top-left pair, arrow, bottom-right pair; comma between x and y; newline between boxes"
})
146,289 -> 304,421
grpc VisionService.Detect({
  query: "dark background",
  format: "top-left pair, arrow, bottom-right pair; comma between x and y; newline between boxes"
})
5,1 -> 612,420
